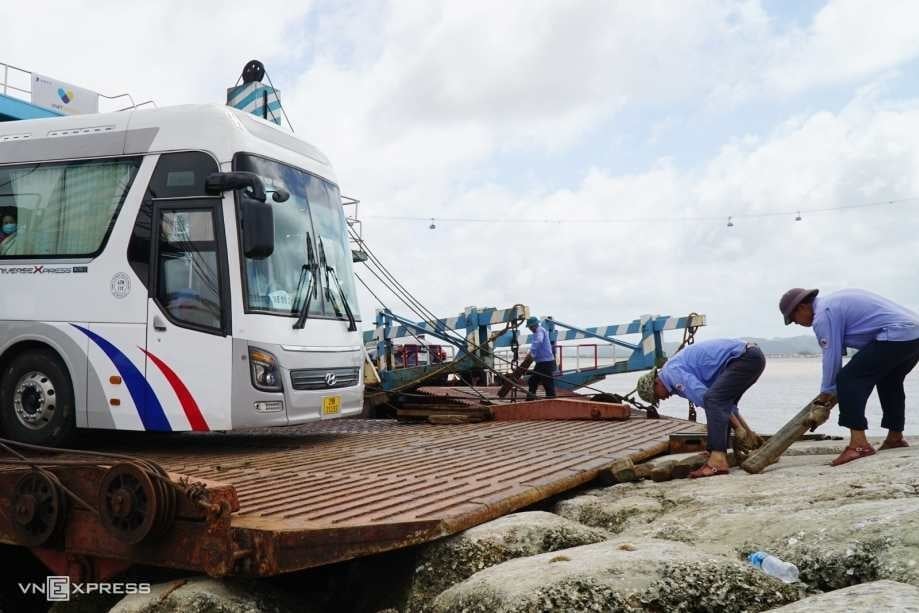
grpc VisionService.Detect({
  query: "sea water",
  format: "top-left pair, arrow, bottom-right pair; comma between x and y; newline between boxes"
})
594,356 -> 919,436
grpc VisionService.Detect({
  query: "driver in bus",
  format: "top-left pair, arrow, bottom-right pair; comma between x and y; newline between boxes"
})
0,211 -> 16,245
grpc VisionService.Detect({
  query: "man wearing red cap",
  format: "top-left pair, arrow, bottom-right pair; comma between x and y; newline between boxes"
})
780,288 -> 919,465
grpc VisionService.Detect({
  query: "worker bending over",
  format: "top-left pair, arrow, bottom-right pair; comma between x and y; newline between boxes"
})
525,316 -> 557,401
636,339 -> 765,478
781,287 -> 919,466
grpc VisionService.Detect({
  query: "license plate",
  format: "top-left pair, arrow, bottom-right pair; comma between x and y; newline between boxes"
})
322,396 -> 341,415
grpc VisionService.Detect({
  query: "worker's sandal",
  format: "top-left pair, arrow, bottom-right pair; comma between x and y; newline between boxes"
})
830,445 -> 876,466
688,464 -> 730,479
879,438 -> 909,451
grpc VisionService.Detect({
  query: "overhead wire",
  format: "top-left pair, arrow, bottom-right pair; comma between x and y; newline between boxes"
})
351,228 -> 534,396
362,195 -> 919,226
351,228 -> 630,400
355,269 -> 495,402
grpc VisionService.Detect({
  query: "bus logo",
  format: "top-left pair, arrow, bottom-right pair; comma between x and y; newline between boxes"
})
57,88 -> 75,104
324,373 -> 337,387
110,273 -> 131,298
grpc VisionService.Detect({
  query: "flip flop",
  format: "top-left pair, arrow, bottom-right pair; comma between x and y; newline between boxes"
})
688,463 -> 730,479
879,439 -> 909,451
830,445 -> 876,467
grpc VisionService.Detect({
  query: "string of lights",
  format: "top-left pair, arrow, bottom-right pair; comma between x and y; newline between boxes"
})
362,195 -> 919,228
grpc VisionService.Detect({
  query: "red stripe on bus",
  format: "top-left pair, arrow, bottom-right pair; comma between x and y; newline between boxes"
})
140,348 -> 210,432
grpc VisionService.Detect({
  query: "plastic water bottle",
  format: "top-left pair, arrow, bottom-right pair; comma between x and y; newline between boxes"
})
747,551 -> 799,583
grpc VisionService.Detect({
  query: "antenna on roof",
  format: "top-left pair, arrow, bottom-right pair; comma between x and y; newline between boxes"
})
227,59 -> 295,133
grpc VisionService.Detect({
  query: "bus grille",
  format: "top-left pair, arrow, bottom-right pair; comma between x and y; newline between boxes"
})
290,367 -> 360,390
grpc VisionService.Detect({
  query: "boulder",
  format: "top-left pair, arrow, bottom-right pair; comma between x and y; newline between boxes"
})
406,511 -> 607,612
769,579 -> 919,612
430,538 -> 799,613
568,444 -> 919,591
554,488 -> 666,534
110,578 -> 307,613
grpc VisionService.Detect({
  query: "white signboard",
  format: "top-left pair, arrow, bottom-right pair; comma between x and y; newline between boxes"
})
31,73 -> 99,116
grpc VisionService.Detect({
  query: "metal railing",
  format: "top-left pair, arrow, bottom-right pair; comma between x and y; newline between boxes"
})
494,342 -> 619,374
1,61 -> 32,100
392,343 -> 457,369
1,60 -> 156,113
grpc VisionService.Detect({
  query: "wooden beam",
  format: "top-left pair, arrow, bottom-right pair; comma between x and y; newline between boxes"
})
741,395 -> 836,474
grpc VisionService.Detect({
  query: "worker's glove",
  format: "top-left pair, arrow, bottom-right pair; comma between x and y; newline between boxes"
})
807,403 -> 833,432
734,426 -> 765,451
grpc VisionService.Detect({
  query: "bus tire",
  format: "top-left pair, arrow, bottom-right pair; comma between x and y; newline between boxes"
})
0,349 -> 76,447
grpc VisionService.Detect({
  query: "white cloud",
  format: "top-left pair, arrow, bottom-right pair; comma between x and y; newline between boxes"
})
5,0 -> 919,342
0,0 -> 314,109
765,0 -> 919,96
354,91 -> 919,341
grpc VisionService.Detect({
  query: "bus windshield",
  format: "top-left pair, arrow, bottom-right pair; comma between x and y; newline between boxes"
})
235,154 -> 360,322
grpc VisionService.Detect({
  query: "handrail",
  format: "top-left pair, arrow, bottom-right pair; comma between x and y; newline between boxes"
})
1,60 -> 153,113
1,61 -> 33,99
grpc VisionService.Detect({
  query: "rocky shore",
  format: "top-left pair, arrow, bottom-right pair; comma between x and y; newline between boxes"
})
61,437 -> 919,613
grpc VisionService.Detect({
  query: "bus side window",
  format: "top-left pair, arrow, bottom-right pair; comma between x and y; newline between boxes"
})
155,208 -> 223,331
128,152 -> 219,291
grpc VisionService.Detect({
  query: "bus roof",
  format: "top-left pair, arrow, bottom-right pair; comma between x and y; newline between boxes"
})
0,104 -> 336,182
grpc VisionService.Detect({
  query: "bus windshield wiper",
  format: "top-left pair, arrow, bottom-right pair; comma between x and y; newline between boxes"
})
292,234 -> 317,330
328,265 -> 357,331
318,238 -> 357,331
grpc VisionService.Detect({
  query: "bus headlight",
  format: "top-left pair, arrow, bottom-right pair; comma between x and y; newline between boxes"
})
249,347 -> 283,392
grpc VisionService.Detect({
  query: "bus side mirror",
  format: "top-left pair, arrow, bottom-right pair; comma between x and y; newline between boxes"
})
241,198 -> 274,259
206,172 -> 267,203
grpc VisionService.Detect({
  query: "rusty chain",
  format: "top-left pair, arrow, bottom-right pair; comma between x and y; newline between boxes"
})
673,313 -> 701,422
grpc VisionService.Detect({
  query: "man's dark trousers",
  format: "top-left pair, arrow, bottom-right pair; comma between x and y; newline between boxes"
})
837,338 -> 919,431
527,360 -> 557,400
702,346 -> 766,452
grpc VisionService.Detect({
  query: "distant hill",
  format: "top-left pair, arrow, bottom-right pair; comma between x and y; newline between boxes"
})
582,335 -> 820,358
662,335 -> 821,356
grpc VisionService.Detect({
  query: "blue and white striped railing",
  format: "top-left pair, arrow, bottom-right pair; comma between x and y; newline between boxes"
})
493,313 -> 706,351
364,305 -> 528,345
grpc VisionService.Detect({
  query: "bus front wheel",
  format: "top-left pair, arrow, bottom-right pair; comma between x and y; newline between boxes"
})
0,350 -> 76,447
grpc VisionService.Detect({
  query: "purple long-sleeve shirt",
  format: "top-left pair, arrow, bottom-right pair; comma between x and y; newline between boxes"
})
529,326 -> 555,363
658,338 -> 747,409
812,289 -> 919,393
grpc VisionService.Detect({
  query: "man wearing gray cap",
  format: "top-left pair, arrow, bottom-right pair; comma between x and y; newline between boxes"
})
635,339 -> 765,478
781,288 -> 919,466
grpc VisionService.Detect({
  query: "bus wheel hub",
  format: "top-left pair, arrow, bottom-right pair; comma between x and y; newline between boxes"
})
13,371 -> 56,429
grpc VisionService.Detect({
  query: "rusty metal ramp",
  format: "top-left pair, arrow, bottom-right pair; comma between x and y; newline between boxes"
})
2,417 -> 702,577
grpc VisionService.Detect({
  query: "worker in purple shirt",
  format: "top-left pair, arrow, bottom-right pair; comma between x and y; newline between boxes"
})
781,288 -> 919,466
525,316 -> 557,401
636,338 -> 766,478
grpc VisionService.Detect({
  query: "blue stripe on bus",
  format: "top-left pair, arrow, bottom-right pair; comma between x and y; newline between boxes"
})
71,325 -> 172,432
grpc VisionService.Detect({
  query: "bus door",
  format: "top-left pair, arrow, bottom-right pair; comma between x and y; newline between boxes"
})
145,200 -> 232,431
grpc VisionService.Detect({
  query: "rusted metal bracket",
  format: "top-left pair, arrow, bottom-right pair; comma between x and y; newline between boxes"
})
0,446 -> 244,578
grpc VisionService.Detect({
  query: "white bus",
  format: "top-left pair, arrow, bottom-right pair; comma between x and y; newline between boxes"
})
0,105 -> 364,445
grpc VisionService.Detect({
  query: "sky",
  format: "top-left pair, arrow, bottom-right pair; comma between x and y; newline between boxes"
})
3,0 -> 919,342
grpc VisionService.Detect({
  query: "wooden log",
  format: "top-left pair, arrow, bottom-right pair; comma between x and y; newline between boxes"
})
741,395 -> 837,474
650,460 -> 677,482
671,453 -> 708,479
497,354 -> 533,398
609,457 -> 637,483
633,463 -> 654,480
